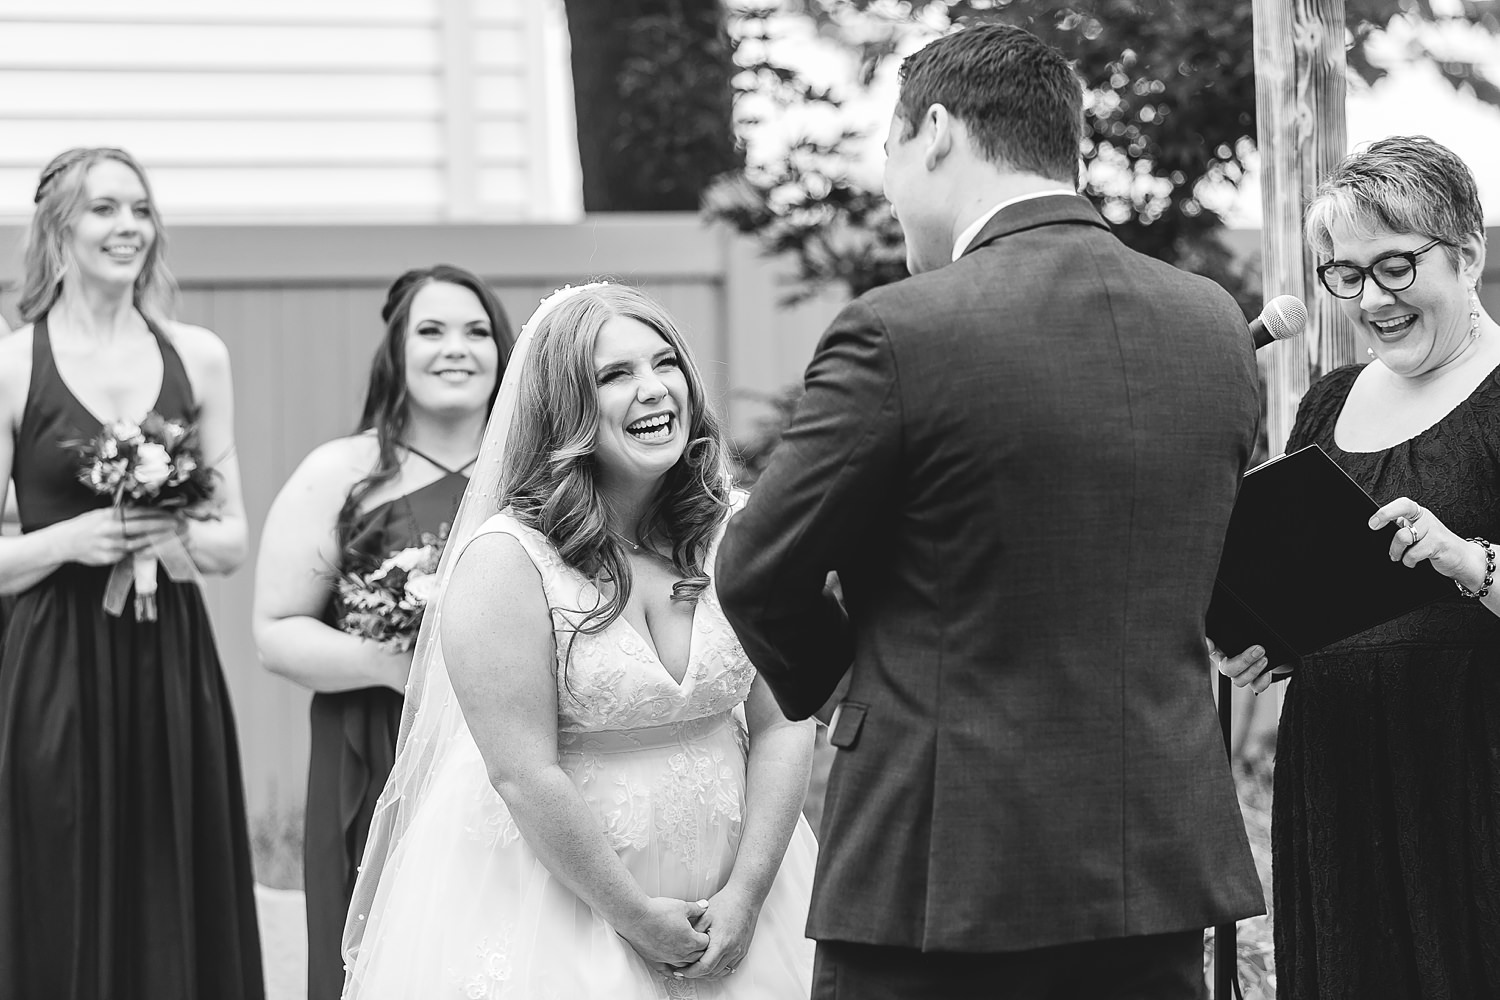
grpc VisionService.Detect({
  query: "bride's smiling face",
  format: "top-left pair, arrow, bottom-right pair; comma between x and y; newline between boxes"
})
591,316 -> 690,489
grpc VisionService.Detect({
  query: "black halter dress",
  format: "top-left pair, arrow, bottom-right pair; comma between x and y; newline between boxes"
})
303,449 -> 467,1000
0,314 -> 264,999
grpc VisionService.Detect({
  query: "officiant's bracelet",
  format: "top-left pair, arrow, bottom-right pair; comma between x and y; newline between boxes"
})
1456,537 -> 1495,599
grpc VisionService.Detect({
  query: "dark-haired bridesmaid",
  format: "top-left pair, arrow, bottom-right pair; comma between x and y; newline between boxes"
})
252,264 -> 512,1000
0,148 -> 262,999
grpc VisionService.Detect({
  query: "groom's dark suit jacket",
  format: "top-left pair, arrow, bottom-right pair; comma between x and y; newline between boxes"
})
717,195 -> 1266,953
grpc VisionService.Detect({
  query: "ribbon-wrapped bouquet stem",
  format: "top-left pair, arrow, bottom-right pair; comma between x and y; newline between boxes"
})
71,412 -> 218,621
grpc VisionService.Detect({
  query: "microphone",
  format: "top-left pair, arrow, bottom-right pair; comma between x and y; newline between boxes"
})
1251,294 -> 1308,350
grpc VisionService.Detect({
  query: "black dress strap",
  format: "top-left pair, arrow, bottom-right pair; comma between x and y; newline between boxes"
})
140,315 -> 195,413
27,314 -> 55,409
401,443 -> 477,476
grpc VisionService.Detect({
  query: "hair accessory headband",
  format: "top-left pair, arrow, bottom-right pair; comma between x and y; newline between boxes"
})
517,281 -> 614,341
32,147 -> 130,204
33,158 -> 77,204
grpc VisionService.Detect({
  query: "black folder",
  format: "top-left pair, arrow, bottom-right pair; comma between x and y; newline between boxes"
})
1205,444 -> 1453,668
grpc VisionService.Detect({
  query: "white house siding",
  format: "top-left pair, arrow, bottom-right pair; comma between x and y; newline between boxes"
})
0,0 -> 581,222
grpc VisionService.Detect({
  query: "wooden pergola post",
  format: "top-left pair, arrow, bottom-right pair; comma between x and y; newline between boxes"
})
1210,3 -> 1354,996
1253,0 -> 1354,456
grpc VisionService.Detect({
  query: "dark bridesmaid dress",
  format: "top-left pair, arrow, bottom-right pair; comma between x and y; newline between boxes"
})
0,314 -> 264,999
303,457 -> 467,1000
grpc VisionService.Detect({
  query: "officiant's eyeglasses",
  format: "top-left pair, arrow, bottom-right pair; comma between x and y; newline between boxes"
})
1316,238 -> 1446,299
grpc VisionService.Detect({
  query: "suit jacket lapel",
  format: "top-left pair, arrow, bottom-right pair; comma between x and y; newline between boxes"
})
958,195 -> 1110,260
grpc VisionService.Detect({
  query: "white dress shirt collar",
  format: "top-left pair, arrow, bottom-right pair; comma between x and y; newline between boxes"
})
950,189 -> 1080,262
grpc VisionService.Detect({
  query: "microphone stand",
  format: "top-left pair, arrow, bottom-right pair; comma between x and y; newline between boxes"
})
1214,671 -> 1236,998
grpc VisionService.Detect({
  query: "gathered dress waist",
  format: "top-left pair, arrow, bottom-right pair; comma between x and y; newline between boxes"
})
557,711 -> 733,755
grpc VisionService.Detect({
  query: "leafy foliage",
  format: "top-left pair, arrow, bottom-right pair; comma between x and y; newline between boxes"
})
727,383 -> 807,485
706,0 -> 1500,310
1345,0 -> 1500,105
705,5 -> 910,304
564,0 -> 743,211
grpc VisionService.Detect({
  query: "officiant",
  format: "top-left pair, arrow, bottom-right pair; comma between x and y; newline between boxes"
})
1216,136 -> 1500,999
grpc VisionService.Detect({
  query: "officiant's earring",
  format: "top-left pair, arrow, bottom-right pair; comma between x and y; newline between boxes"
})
1367,347 -> 1376,358
1470,285 -> 1482,339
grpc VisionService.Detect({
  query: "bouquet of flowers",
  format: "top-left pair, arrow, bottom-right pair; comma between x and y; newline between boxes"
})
336,530 -> 446,652
71,411 -> 217,621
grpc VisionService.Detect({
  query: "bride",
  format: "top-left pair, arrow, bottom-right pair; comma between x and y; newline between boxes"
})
341,283 -> 818,999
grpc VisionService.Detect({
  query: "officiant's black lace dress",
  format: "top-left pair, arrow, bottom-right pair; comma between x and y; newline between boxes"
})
1276,362 -> 1500,1000
0,315 -> 263,999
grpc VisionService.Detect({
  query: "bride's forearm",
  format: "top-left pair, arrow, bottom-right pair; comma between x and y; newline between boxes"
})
725,716 -> 816,905
493,765 -> 654,928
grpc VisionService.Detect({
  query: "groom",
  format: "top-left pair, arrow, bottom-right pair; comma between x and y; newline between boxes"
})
717,23 -> 1265,1000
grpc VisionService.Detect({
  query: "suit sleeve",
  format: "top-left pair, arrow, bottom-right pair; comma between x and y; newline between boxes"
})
716,297 -> 902,720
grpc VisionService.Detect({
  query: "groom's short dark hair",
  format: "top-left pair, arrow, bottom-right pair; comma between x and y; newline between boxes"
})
896,23 -> 1082,186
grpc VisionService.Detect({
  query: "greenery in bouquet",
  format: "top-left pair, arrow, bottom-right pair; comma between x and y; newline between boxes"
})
336,531 -> 447,653
71,410 -> 217,512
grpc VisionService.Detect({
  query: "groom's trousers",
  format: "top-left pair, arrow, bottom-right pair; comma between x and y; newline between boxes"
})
812,929 -> 1206,1000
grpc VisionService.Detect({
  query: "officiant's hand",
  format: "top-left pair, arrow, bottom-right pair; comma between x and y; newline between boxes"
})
621,896 -> 709,970
675,882 -> 761,981
1209,638 -> 1289,694
1370,497 -> 1486,587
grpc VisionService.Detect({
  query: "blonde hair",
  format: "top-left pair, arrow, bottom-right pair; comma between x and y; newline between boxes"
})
1305,136 -> 1483,275
19,147 -> 178,323
499,284 -> 733,639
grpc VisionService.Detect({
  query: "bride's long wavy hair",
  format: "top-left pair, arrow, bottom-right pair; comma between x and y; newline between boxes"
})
499,285 -> 733,638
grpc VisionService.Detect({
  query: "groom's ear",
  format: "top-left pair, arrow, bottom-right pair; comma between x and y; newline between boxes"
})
922,103 -> 954,172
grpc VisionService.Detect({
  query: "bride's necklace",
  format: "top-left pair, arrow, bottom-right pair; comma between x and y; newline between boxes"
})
609,529 -> 645,553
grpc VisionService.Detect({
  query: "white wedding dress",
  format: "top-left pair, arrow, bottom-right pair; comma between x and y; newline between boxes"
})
343,510 -> 818,999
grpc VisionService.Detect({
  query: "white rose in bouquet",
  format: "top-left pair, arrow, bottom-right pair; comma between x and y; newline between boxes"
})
404,571 -> 439,607
133,443 -> 173,492
110,420 -> 143,444
390,546 -> 429,573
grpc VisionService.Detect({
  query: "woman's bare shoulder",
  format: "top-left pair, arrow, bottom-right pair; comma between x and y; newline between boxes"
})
159,320 -> 231,376
290,434 -> 380,496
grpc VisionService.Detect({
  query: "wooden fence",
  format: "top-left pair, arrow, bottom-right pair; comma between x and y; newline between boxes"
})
0,213 -> 844,824
3,216 -> 1500,833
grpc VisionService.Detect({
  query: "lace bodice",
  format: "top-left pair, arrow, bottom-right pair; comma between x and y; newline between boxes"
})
344,499 -> 818,1000
474,509 -> 757,733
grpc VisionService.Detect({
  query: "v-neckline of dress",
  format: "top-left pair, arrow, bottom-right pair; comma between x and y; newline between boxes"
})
615,600 -> 700,689
42,315 -> 168,429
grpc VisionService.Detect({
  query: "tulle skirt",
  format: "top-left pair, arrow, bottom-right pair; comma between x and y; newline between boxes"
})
344,711 -> 817,999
